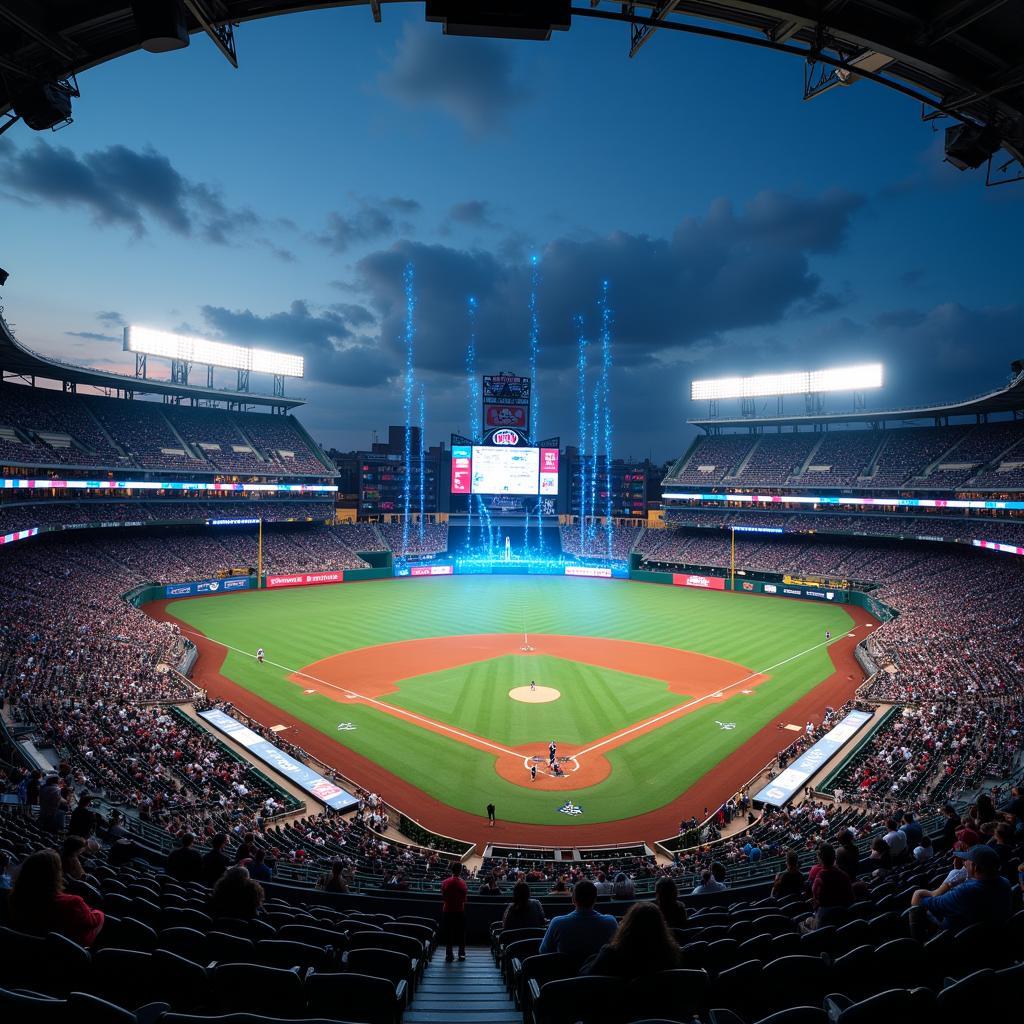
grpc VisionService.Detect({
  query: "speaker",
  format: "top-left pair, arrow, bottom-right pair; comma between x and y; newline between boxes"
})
11,83 -> 72,131
132,0 -> 190,53
425,1 -> 571,40
944,122 -> 1000,171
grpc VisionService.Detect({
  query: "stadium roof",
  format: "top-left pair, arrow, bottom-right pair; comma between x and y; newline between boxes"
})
0,309 -> 304,410
0,3 -> 1022,170
689,364 -> 1024,431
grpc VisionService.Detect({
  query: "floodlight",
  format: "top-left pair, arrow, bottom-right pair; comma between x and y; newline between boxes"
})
690,364 -> 882,401
125,325 -> 304,378
132,0 -> 190,52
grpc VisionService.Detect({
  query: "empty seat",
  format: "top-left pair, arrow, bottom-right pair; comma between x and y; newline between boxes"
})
626,968 -> 711,1021
305,970 -> 401,1024
212,963 -> 303,1017
533,975 -> 625,1024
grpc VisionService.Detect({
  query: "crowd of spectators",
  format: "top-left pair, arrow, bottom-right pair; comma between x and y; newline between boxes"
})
664,435 -> 757,485
559,523 -> 641,560
732,434 -> 820,487
786,430 -> 882,487
378,522 -> 448,557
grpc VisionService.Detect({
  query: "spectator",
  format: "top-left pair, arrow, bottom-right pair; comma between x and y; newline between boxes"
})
441,862 -> 468,963
913,835 -> 934,863
67,794 -> 99,839
209,866 -> 264,921
835,829 -> 860,879
653,876 -> 688,928
940,804 -> 960,849
0,852 -> 12,891
612,871 -> 635,900
581,902 -> 681,978
806,844 -> 853,930
500,880 -> 545,931
910,845 -> 1013,939
900,811 -> 923,851
772,850 -> 805,899
9,849 -> 104,947
911,844 -> 970,906
868,838 -> 893,879
245,848 -> 273,883
319,861 -> 349,893
167,834 -> 203,883
202,833 -> 231,886
61,835 -> 90,883
539,880 -> 617,961
37,776 -> 66,833
882,818 -> 908,862
479,871 -> 502,896
988,823 -> 1016,871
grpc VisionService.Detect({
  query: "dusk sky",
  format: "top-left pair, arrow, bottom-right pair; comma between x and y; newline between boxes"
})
2,5 -> 1022,461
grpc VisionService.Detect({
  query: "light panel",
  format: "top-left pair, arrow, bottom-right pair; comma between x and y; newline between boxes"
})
691,363 -> 883,401
661,490 -> 1024,511
125,325 -> 304,378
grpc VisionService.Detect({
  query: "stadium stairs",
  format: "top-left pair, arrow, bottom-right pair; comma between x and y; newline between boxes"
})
406,947 -> 518,1024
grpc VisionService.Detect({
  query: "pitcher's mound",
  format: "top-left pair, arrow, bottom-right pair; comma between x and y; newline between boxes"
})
509,686 -> 560,704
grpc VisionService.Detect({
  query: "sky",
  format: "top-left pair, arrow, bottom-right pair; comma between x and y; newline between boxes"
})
1,4 -> 1022,462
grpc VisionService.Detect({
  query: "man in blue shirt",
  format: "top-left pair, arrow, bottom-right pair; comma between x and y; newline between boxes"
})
900,811 -> 923,852
538,879 -> 617,961
909,845 -> 1012,940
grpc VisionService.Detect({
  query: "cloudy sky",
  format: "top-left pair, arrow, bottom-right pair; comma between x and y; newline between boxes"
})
2,6 -> 1022,461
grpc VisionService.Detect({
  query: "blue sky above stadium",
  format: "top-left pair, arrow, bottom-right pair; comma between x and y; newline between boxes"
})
1,6 -> 1022,460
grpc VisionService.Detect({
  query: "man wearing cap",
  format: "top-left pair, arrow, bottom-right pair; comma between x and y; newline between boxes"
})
909,845 -> 1012,940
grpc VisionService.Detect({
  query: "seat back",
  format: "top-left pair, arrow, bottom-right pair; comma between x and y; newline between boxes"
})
626,967 -> 711,1020
535,975 -> 625,1024
305,970 -> 397,1024
212,962 -> 303,1016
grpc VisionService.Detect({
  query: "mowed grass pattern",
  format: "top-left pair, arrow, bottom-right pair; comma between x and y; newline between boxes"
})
383,655 -> 688,747
166,577 -> 854,825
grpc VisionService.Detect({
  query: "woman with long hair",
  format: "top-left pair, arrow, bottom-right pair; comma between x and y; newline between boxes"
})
501,879 -> 545,930
9,848 -> 104,947
209,866 -> 265,920
581,902 -> 681,978
653,875 -> 688,928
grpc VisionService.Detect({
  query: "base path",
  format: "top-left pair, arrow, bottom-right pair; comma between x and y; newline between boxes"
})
147,599 -> 875,849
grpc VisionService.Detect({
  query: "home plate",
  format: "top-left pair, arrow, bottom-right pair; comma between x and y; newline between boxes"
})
304,689 -> 316,694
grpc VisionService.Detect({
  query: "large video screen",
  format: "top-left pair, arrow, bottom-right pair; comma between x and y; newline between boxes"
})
471,446 -> 539,494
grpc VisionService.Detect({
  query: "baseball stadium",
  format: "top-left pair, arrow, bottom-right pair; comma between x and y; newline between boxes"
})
1,4 -> 1023,1024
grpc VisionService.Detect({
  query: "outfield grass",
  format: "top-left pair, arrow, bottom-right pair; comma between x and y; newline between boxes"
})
165,576 -> 854,825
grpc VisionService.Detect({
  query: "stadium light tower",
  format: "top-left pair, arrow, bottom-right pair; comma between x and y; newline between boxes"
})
690,363 -> 883,418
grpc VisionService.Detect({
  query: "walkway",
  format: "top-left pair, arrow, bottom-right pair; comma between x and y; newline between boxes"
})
405,946 -> 519,1024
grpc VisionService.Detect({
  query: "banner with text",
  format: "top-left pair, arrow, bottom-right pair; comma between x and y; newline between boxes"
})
265,571 -> 344,589
164,577 -> 251,598
673,573 -> 725,590
199,709 -> 359,812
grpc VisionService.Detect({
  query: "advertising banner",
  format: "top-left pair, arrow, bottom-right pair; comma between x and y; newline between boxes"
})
539,447 -> 559,496
410,564 -> 454,577
565,565 -> 612,578
164,577 -> 251,598
265,571 -> 343,589
0,527 -> 39,546
973,539 -> 1024,556
199,709 -> 359,812
672,573 -> 725,590
484,404 -> 527,428
753,709 -> 874,807
451,444 -> 472,494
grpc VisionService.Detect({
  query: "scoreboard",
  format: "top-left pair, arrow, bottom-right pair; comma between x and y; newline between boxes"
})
451,429 -> 559,496
483,373 -> 531,432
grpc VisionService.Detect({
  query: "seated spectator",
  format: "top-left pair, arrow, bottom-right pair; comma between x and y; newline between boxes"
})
691,865 -> 727,896
548,877 -> 568,895
501,880 -> 545,930
940,803 -> 961,849
209,866 -> 264,921
956,814 -> 983,848
0,852 -> 11,891
806,843 -> 853,930
911,844 -> 969,906
202,833 -> 231,886
835,829 -> 860,879
868,838 -> 893,879
612,871 -> 635,900
772,850 -> 805,899
37,776 -> 67,833
581,902 -> 681,979
319,861 -> 349,893
900,811 -> 923,851
910,845 -> 1013,938
245,848 -> 273,883
653,876 -> 688,928
167,834 -> 203,883
61,835 -> 90,883
479,871 -> 502,896
882,818 -> 908,861
913,835 -> 934,863
539,879 -> 617,960
9,849 -> 104,946
234,832 -> 256,864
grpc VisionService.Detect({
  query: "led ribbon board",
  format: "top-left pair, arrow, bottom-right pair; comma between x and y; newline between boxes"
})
3,478 -> 336,493
691,364 -> 882,401
126,325 -> 304,377
662,491 -> 1024,511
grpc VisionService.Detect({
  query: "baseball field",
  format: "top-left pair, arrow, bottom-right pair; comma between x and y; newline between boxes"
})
155,576 -> 869,844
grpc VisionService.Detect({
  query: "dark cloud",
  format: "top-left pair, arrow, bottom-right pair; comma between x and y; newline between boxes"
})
353,189 -> 866,379
380,23 -> 529,135
0,139 -> 266,245
875,309 -> 927,330
65,330 -> 118,341
446,200 -> 498,230
316,197 -> 421,253
96,311 -> 126,328
328,303 -> 376,328
199,300 -> 394,388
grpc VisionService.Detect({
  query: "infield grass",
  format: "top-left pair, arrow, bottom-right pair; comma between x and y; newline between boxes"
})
165,576 -> 854,825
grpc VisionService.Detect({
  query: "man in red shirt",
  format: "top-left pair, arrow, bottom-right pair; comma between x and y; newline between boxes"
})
441,862 -> 468,962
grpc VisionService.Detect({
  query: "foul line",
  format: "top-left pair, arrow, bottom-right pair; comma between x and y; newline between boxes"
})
179,628 -> 522,760
572,625 -> 871,759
